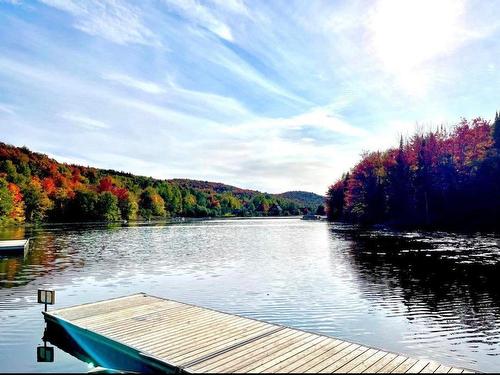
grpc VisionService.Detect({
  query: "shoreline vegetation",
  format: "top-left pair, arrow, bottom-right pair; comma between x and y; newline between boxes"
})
0,142 -> 324,227
326,115 -> 500,231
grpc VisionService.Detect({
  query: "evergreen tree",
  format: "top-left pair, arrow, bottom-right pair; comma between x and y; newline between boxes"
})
386,137 -> 412,224
493,111 -> 500,150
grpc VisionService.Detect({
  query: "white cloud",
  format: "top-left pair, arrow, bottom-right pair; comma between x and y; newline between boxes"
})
162,0 -> 235,41
102,73 -> 166,94
209,0 -> 248,15
59,112 -> 110,129
0,103 -> 16,115
39,0 -> 160,46
228,105 -> 367,138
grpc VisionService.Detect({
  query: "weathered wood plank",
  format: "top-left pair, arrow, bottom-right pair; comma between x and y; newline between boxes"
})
206,331 -> 317,373
188,329 -> 300,372
241,335 -> 328,373
52,294 -> 154,320
267,337 -> 343,373
75,301 -> 185,328
376,355 -> 408,373
141,316 -> 262,351
361,352 -> 398,373
317,346 -> 371,373
288,340 -> 352,373
171,326 -> 284,369
100,305 -> 233,337
420,360 -> 441,373
125,311 -> 257,349
434,364 -> 453,373
390,357 -> 419,373
405,359 -> 430,373
302,343 -> 361,373
163,324 -> 278,363
97,309 -> 217,343
346,350 -> 389,373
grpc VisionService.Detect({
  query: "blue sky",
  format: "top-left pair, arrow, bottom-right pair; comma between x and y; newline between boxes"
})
0,0 -> 499,194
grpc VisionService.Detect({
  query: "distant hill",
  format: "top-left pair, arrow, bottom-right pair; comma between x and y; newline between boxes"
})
0,142 -> 322,224
172,180 -> 325,209
277,191 -> 325,208
170,179 -> 257,196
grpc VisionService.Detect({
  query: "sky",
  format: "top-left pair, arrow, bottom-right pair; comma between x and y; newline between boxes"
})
0,0 -> 499,195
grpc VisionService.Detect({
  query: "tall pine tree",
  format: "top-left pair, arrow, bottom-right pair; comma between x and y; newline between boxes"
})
493,111 -> 500,150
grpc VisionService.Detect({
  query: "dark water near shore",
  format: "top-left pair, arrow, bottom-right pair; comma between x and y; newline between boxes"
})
0,218 -> 499,372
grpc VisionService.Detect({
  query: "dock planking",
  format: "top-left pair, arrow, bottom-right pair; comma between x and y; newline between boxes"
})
0,239 -> 29,256
43,293 -> 476,374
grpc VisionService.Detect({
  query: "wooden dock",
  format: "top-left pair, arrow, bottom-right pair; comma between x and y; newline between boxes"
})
43,293 -> 476,374
0,239 -> 29,255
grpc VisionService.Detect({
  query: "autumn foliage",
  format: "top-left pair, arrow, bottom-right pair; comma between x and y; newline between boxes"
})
0,143 -> 317,224
326,116 -> 500,230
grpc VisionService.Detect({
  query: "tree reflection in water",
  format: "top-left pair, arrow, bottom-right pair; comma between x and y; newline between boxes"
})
331,226 -> 500,352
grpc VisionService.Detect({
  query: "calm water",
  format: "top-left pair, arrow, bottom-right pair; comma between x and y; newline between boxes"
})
0,218 -> 499,372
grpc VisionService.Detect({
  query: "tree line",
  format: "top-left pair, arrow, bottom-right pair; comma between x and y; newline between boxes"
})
326,115 -> 500,230
0,143 -> 317,225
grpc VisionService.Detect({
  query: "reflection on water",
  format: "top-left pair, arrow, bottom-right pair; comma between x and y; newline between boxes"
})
0,219 -> 498,372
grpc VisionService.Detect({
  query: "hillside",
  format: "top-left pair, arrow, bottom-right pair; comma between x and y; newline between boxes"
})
0,142 -> 321,224
172,180 -> 324,209
277,191 -> 325,208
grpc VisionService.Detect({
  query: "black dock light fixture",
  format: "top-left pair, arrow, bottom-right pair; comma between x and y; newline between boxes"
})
38,289 -> 55,312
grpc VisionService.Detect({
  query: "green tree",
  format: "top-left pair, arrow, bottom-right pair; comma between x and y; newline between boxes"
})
0,178 -> 13,223
140,187 -> 166,219
158,182 -> 182,215
0,160 -> 17,182
69,189 -> 98,221
251,194 -> 269,215
96,191 -> 121,221
118,193 -> 138,221
182,191 -> 197,215
315,204 -> 325,215
22,183 -> 53,223
220,193 -> 241,215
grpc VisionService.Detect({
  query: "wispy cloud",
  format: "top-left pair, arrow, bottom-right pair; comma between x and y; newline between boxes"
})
39,0 -> 160,46
228,106 -> 367,138
102,73 -> 166,94
161,0 -> 246,41
59,112 -> 110,130
0,103 -> 16,115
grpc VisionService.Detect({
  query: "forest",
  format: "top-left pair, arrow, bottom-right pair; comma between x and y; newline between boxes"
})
0,143 -> 322,225
326,115 -> 500,230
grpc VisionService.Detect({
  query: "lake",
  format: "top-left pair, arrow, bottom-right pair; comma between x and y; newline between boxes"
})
0,218 -> 499,372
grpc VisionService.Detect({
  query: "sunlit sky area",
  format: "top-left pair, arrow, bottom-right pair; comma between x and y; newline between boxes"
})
0,0 -> 499,194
